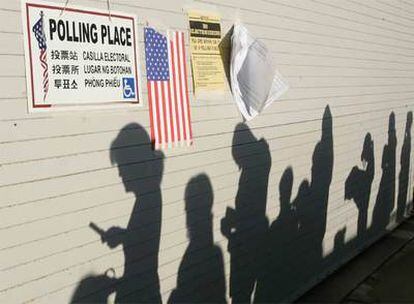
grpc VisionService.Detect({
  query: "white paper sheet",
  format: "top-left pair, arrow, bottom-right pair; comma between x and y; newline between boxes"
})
230,23 -> 288,121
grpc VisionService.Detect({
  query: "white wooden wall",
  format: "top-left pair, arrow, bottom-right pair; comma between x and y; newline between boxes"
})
1,0 -> 414,303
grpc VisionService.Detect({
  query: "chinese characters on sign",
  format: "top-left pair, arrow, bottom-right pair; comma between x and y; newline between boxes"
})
22,0 -> 141,111
188,11 -> 226,93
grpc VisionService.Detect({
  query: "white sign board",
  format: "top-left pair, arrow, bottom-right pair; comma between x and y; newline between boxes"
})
21,0 -> 141,112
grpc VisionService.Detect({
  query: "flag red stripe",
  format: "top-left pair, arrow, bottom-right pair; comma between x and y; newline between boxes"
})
153,82 -> 162,145
147,81 -> 155,144
175,31 -> 187,141
155,82 -> 162,146
160,81 -> 168,146
163,81 -> 172,145
170,40 -> 182,142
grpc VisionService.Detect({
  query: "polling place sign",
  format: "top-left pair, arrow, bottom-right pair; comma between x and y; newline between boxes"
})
21,0 -> 141,112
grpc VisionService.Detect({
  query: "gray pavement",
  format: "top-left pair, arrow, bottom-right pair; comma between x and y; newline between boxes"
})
298,216 -> 414,303
345,221 -> 414,303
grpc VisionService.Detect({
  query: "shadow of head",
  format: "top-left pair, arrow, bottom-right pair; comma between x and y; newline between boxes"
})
311,105 -> 333,185
293,179 -> 311,216
232,122 -> 270,170
321,105 -> 333,140
110,123 -> 164,194
406,111 -> 413,132
345,166 -> 358,201
279,167 -> 294,212
69,270 -> 117,304
361,132 -> 373,163
185,174 -> 214,241
389,112 -> 396,134
345,133 -> 374,201
232,123 -> 258,169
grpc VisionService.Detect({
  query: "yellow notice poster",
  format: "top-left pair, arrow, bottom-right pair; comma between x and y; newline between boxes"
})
188,11 -> 225,93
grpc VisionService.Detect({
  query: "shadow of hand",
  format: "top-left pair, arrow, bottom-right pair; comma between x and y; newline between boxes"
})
103,226 -> 125,249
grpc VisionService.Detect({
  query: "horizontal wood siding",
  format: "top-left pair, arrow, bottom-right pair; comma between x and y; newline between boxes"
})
1,0 -> 413,302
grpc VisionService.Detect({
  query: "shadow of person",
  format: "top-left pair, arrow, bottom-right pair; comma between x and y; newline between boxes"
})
371,113 -> 397,235
345,133 -> 375,239
221,123 -> 271,303
168,174 -> 226,303
397,112 -> 413,222
293,105 -> 334,283
310,105 -> 334,259
97,123 -> 164,303
255,106 -> 333,303
254,167 -> 299,303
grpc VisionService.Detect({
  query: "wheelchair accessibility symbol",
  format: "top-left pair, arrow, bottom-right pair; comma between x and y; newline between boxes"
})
122,78 -> 136,99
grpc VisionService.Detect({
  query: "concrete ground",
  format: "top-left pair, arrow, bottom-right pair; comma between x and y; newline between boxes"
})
298,216 -> 414,303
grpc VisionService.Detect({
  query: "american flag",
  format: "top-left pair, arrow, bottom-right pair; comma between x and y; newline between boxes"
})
32,11 -> 49,102
144,27 -> 193,149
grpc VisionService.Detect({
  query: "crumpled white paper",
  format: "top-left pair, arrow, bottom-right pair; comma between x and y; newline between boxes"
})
230,23 -> 288,121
